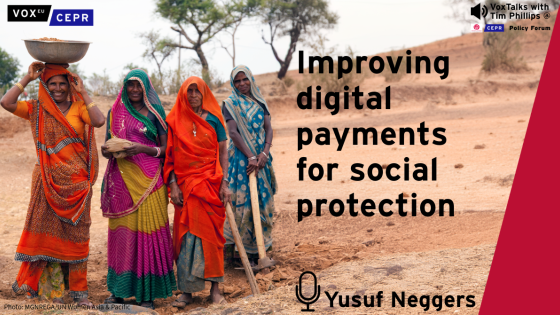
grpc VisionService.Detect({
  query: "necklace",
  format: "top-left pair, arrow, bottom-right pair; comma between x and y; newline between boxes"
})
192,108 -> 204,137
59,102 -> 71,115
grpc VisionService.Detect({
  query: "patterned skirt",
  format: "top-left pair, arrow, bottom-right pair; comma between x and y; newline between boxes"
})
106,186 -> 176,302
177,232 -> 223,293
13,165 -> 91,299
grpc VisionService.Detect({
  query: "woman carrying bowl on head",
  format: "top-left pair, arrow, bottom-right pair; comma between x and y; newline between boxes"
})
99,69 -> 176,310
0,62 -> 105,306
221,65 -> 278,267
165,77 -> 230,308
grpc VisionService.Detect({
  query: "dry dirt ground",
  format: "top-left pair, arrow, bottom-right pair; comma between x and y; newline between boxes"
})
0,16 -> 553,314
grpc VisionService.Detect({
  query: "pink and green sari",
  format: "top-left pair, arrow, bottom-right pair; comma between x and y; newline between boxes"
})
100,69 -> 176,302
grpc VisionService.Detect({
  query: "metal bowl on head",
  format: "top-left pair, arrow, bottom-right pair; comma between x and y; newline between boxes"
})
23,39 -> 92,64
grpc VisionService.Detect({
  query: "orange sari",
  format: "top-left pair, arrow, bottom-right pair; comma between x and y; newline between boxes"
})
164,77 -> 226,278
13,65 -> 98,298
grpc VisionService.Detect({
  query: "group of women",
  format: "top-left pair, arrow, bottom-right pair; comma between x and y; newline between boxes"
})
0,62 -> 277,309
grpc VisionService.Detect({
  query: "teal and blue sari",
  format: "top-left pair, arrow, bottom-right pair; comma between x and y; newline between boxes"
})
222,65 -> 278,255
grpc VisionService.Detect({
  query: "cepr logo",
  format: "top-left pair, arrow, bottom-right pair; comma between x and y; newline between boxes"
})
7,5 -> 51,22
49,10 -> 94,26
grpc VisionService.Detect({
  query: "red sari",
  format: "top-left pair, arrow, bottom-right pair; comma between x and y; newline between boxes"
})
164,77 -> 226,278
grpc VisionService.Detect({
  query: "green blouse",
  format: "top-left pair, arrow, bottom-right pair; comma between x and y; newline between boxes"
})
206,112 -> 227,142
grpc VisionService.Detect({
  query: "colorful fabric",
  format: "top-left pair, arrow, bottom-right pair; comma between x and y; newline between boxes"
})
101,69 -> 167,219
177,232 -> 223,293
14,100 -> 92,139
222,65 -> 278,254
206,112 -> 228,142
164,76 -> 226,278
12,64 -> 97,299
101,69 -> 176,302
38,262 -> 65,300
121,69 -> 167,142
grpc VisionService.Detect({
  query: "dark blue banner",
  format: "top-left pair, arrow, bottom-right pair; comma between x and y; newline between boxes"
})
484,24 -> 504,32
49,9 -> 93,26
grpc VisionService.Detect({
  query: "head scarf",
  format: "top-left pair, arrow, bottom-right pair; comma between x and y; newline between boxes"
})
223,65 -> 271,157
165,76 -> 225,154
101,69 -> 167,219
119,69 -> 167,142
164,76 -> 227,269
227,65 -> 270,116
36,64 -> 98,225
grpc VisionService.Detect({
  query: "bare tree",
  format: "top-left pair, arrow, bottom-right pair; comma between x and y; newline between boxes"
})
260,0 -> 338,79
219,0 -> 260,68
139,30 -> 174,79
155,0 -> 237,84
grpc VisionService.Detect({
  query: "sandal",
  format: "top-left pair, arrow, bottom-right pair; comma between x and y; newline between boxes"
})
74,297 -> 93,307
104,294 -> 124,304
139,301 -> 154,310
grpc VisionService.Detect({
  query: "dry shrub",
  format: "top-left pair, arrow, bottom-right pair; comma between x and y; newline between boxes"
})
482,27 -> 529,73
382,49 -> 415,83
482,174 -> 515,187
474,144 -> 486,149
301,34 -> 367,92
455,163 -> 464,169
283,77 -> 295,88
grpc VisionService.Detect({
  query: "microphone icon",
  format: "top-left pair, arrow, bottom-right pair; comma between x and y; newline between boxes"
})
295,271 -> 321,312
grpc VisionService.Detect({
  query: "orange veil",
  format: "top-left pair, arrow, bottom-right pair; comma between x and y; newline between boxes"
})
164,77 -> 226,278
35,64 -> 98,226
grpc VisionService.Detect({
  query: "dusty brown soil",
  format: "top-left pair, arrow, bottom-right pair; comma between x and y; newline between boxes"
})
0,14 -> 553,314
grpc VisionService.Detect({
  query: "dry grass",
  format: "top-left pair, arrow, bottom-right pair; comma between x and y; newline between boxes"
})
481,174 -> 515,187
481,27 -> 529,73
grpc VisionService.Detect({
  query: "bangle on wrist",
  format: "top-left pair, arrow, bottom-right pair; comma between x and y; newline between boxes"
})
248,156 -> 257,161
86,102 -> 96,110
261,152 -> 268,158
15,83 -> 24,93
168,178 -> 177,185
155,147 -> 161,157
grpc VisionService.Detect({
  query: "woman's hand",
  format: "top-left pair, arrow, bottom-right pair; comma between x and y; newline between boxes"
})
28,62 -> 45,80
246,157 -> 259,175
70,73 -> 86,94
220,180 -> 232,206
170,182 -> 183,207
123,143 -> 147,156
100,144 -> 112,159
257,152 -> 268,170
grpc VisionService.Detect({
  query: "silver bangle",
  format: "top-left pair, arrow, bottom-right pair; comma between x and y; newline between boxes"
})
168,178 -> 177,185
261,152 -> 268,158
248,156 -> 257,161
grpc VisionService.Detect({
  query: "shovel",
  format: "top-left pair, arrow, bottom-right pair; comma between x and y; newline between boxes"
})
248,171 -> 277,272
225,202 -> 260,296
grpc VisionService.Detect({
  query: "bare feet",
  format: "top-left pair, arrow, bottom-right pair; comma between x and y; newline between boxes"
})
171,293 -> 192,308
210,282 -> 226,304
